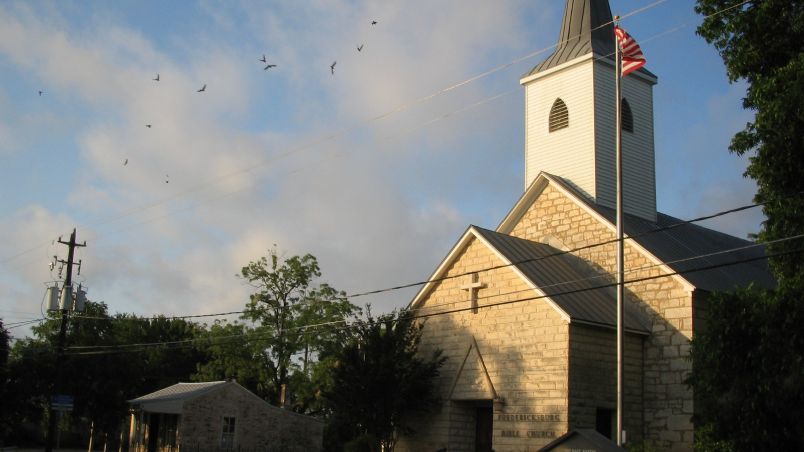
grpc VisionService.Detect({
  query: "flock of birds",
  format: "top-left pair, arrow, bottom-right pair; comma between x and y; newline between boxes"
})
155,19 -> 379,96
35,19 -> 381,179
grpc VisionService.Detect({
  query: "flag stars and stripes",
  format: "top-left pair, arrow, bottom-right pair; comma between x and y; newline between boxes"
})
614,26 -> 646,76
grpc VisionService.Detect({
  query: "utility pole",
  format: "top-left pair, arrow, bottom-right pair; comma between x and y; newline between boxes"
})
45,228 -> 86,452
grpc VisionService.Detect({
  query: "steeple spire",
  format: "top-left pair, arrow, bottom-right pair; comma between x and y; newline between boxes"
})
526,0 -> 615,76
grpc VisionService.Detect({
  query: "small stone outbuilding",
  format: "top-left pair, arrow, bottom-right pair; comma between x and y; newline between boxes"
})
128,381 -> 323,452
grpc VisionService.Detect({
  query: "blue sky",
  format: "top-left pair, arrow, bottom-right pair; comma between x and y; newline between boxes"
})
0,0 -> 762,336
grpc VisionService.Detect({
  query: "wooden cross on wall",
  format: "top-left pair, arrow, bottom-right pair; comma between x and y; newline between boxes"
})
460,273 -> 486,314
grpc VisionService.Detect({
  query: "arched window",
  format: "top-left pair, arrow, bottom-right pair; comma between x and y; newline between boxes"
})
549,98 -> 569,132
621,98 -> 634,133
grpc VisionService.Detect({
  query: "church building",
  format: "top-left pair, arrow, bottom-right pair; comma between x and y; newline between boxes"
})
396,1 -> 774,451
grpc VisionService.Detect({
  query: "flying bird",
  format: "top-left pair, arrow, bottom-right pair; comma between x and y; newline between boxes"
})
146,124 -> 152,128
260,54 -> 267,63
264,64 -> 277,70
153,74 -> 160,81
197,84 -> 206,92
371,20 -> 378,25
330,61 -> 337,74
123,159 -> 128,166
38,90 -> 44,96
357,44 -> 364,52
165,175 -> 169,183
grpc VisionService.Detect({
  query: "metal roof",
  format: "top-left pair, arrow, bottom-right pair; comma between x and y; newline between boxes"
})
524,0 -> 655,78
547,175 -> 777,291
527,0 -> 616,76
539,429 -> 626,452
128,381 -> 227,404
474,226 -> 649,333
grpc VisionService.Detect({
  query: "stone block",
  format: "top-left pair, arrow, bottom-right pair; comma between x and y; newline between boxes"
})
667,415 -> 692,431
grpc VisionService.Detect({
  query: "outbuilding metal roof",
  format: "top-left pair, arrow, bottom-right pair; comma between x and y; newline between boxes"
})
474,226 -> 649,333
128,381 -> 227,404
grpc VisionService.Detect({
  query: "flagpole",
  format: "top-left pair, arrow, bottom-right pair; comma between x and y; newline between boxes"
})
614,15 -> 625,447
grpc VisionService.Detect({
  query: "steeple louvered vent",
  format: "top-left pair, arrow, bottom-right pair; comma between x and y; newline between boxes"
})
549,99 -> 569,132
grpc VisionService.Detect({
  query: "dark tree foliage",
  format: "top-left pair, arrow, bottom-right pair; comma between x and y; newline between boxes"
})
689,289 -> 804,451
695,0 -> 804,282
192,320 -> 273,399
1,302 -> 207,447
323,309 -> 446,452
689,2 -> 804,451
0,318 -> 12,443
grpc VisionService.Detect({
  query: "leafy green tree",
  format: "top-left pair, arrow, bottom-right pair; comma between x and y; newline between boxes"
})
3,336 -> 54,445
695,0 -> 804,282
192,320 -> 272,398
237,249 -> 358,409
689,288 -> 804,451
323,309 -> 446,452
688,2 -> 804,450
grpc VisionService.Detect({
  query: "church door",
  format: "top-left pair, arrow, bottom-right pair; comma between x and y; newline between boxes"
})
475,407 -> 493,452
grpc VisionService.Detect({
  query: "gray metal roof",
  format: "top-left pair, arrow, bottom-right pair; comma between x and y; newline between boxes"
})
547,175 -> 777,291
474,226 -> 649,333
527,0 -> 616,76
539,429 -> 626,452
128,381 -> 227,404
524,0 -> 655,78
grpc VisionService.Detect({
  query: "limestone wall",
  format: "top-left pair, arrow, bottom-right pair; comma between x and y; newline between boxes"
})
398,236 -> 570,452
508,183 -> 695,451
568,324 -> 644,443
179,383 -> 323,452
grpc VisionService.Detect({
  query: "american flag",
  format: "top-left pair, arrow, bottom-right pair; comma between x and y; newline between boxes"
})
614,26 -> 646,76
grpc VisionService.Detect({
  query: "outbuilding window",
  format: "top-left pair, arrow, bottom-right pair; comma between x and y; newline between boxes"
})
549,98 -> 569,132
221,416 -> 236,449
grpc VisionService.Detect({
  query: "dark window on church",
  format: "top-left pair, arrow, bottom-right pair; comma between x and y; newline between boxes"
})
595,408 -> 614,440
549,98 -> 569,132
621,98 -> 633,133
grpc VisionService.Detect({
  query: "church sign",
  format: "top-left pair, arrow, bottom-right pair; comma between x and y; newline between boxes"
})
497,413 -> 561,440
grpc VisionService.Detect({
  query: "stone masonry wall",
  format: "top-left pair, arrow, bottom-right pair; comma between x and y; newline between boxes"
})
397,236 -> 570,452
568,324 -> 644,443
179,383 -> 323,452
509,183 -> 694,451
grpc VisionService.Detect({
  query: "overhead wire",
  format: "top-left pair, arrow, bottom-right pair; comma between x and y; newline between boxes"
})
54,194 -> 777,325
63,229 -> 804,351
61,244 -> 799,357
347,196 -> 778,298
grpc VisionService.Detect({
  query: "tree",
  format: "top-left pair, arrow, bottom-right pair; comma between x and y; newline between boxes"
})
694,0 -> 804,283
688,2 -> 804,450
688,288 -> 804,451
0,318 -> 12,443
234,249 -> 358,410
323,309 -> 446,452
192,320 -> 272,399
1,303 -> 207,447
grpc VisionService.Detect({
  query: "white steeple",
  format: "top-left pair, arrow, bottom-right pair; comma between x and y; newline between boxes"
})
520,0 -> 658,222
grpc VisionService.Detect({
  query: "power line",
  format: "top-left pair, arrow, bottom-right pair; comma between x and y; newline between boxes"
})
60,245 -> 795,357
61,195 -> 787,327
347,197 -> 774,298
